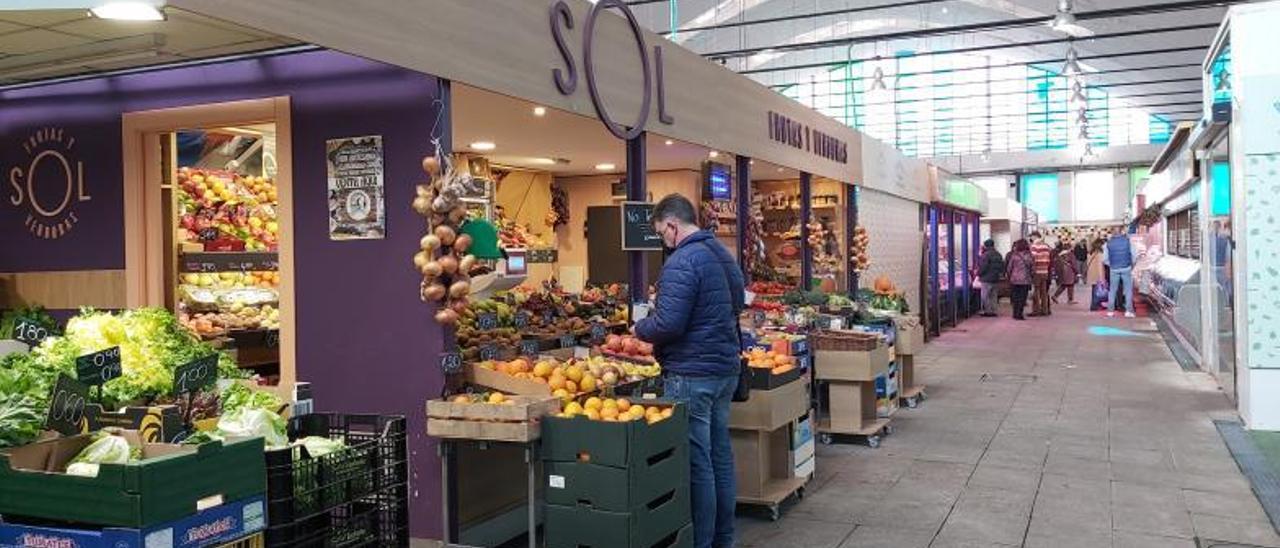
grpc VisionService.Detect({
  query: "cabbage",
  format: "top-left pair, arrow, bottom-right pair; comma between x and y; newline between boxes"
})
220,382 -> 284,415
214,408 -> 286,448
295,436 -> 345,458
65,432 -> 134,477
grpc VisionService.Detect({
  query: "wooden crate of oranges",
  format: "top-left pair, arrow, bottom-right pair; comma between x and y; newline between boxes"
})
426,392 -> 561,442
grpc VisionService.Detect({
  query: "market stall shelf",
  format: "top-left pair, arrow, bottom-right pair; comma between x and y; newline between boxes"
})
427,394 -> 560,443
899,354 -> 928,409
729,377 -> 812,520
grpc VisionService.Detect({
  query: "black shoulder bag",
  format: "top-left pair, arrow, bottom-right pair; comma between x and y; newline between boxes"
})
700,240 -> 751,402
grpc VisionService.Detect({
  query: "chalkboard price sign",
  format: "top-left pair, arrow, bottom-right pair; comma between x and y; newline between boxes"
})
477,313 -> 499,331
479,344 -> 503,361
439,352 -> 463,374
514,312 -> 530,330
76,346 -> 122,386
45,374 -> 89,436
621,201 -> 663,251
519,339 -> 540,358
559,334 -> 576,349
542,310 -> 555,325
264,330 -> 280,349
173,354 -> 219,395
793,338 -> 809,355
12,317 -> 51,346
589,324 -> 607,344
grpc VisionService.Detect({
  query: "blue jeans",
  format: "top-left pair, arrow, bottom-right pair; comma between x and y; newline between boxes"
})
664,373 -> 738,548
1109,267 -> 1134,313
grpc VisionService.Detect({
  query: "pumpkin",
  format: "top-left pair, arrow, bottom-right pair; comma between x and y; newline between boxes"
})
873,275 -> 896,295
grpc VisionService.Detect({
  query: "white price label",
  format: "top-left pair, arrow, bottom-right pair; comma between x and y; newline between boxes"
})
549,475 -> 566,489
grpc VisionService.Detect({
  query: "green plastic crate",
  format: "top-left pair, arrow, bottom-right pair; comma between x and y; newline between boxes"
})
544,443 -> 688,512
0,433 -> 266,528
542,401 -> 687,468
544,487 -> 691,548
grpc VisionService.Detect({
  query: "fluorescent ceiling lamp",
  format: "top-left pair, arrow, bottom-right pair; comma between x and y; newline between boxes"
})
90,1 -> 165,21
532,106 -> 547,117
595,163 -> 615,171
529,157 -> 556,165
664,139 -> 674,146
469,141 -> 496,151
1049,0 -> 1093,38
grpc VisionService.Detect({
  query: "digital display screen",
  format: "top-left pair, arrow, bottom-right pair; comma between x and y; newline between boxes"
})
707,163 -> 732,201
506,252 -> 527,276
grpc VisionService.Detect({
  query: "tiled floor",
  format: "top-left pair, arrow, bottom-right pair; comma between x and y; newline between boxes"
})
737,303 -> 1279,548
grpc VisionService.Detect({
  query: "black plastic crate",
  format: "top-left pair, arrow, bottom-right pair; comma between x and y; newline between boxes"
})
264,413 -> 408,548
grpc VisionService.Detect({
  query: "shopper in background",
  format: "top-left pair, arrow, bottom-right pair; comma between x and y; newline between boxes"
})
1104,229 -> 1137,318
1073,239 -> 1089,285
976,239 -> 1005,317
1052,240 -> 1080,304
635,193 -> 744,548
1086,238 -> 1107,311
1006,239 -> 1034,321
1028,232 -> 1053,316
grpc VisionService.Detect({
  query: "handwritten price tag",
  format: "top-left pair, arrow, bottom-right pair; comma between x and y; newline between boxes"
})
439,352 -> 463,374
520,340 -> 540,358
514,312 -> 530,330
12,318 -> 50,346
173,354 -> 218,395
590,324 -> 607,343
559,334 -> 576,349
76,346 -> 122,386
45,374 -> 89,436
478,344 -> 502,361
477,313 -> 499,331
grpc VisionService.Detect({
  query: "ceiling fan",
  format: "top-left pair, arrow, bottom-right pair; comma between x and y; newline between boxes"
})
1049,0 -> 1095,38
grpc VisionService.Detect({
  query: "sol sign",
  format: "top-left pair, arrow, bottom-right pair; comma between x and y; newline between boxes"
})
8,127 -> 90,239
550,0 -> 674,140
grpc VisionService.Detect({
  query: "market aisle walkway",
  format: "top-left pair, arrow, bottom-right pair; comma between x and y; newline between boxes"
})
737,303 -> 1279,548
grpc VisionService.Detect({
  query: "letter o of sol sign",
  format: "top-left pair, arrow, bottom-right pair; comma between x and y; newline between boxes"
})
583,0 -> 651,141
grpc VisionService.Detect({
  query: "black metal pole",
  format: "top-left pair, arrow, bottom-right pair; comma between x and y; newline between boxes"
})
627,132 -> 648,306
800,172 -> 813,290
847,185 -> 859,294
736,156 -> 752,281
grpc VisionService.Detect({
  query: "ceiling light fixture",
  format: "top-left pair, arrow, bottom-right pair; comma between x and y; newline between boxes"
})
709,151 -> 719,158
1049,0 -> 1094,38
530,157 -> 556,165
532,106 -> 547,117
664,139 -> 674,146
469,141 -> 496,151
595,163 -> 616,171
89,1 -> 166,21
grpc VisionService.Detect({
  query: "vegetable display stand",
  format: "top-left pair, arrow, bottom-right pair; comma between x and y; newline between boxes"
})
0,494 -> 267,548
0,434 -> 265,528
264,413 -> 408,548
815,380 -> 892,448
898,354 -> 927,409
541,403 -> 691,548
729,379 -> 812,520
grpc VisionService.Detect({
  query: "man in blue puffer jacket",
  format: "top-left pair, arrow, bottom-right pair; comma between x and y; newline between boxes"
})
636,193 -> 744,548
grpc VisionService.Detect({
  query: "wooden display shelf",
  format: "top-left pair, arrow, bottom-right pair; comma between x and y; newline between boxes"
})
736,476 -> 808,507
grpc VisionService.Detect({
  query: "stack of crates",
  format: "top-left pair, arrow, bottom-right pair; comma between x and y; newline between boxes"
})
0,434 -> 267,547
264,413 -> 408,548
541,402 -> 694,548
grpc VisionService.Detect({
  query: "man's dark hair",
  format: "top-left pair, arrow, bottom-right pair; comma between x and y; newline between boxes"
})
652,193 -> 698,225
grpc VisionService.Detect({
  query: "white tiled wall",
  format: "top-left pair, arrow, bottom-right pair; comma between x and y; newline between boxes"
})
859,188 -> 925,312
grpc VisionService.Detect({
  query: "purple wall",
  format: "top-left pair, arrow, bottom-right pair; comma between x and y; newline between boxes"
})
0,50 -> 447,538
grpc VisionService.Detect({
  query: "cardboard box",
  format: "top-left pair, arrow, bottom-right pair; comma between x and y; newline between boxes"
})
544,488 -> 691,548
791,413 -> 813,450
542,402 -> 687,468
792,436 -> 815,467
729,377 -> 810,431
0,494 -> 266,548
826,381 -> 877,433
544,444 -> 688,512
815,344 -> 889,382
794,454 -> 815,479
0,431 -> 265,528
896,324 -> 925,355
901,354 -> 916,389
731,427 -> 793,498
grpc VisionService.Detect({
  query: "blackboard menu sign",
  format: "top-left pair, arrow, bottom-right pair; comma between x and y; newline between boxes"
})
46,374 -> 89,436
621,201 -> 662,251
173,355 -> 218,395
76,346 -> 122,386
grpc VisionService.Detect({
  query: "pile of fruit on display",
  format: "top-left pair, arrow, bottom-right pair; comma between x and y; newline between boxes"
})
414,151 -> 485,326
496,215 -> 551,250
596,334 -> 655,363
556,397 -> 674,424
851,226 -> 871,272
448,391 -> 517,406
175,168 -> 278,251
742,348 -> 797,375
177,272 -> 280,339
748,281 -> 791,296
476,355 -> 660,401
0,308 -> 241,448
